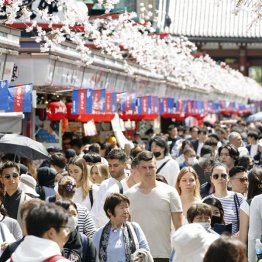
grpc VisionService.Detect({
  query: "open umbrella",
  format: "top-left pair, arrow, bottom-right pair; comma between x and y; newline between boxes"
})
246,112 -> 262,123
0,134 -> 49,160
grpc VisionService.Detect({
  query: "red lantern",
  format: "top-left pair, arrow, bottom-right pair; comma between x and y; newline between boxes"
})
66,102 -> 79,120
47,101 -> 67,121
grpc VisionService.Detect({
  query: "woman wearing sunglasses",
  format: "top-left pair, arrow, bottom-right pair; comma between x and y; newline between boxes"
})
203,163 -> 245,234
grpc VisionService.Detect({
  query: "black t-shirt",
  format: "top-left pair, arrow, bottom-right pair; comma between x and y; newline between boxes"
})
3,189 -> 21,220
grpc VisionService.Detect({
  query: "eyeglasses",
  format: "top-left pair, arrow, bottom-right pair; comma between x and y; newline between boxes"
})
212,174 -> 228,180
2,173 -> 19,180
231,177 -> 248,183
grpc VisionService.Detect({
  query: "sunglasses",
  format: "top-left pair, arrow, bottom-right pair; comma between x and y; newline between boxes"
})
212,173 -> 228,180
2,173 -> 19,180
231,177 -> 248,183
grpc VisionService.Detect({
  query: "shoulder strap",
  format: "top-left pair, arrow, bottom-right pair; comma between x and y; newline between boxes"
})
127,222 -> 139,250
156,159 -> 170,174
43,254 -> 65,262
80,233 -> 88,261
117,182 -> 123,194
233,193 -> 240,232
89,186 -> 94,207
0,223 -> 6,242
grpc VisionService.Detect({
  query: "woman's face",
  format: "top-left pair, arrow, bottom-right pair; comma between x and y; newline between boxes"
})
68,164 -> 83,185
219,148 -> 234,168
211,165 -> 229,189
109,201 -> 130,225
210,205 -> 221,217
178,172 -> 196,195
90,166 -> 103,184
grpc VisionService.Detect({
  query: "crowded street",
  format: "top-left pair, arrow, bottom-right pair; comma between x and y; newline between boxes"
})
0,0 -> 262,262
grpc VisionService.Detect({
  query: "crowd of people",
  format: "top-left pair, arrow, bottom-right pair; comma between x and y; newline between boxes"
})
0,119 -> 262,262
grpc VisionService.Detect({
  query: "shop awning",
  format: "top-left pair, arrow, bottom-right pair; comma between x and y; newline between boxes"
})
0,112 -> 24,133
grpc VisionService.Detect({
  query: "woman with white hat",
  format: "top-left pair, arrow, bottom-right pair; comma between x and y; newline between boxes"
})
171,223 -> 218,262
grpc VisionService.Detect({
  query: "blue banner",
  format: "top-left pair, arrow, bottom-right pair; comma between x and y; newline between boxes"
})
0,80 -> 8,111
7,84 -> 32,112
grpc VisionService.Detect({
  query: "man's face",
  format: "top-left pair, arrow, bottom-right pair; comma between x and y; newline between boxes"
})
199,132 -> 207,143
137,159 -> 157,181
49,224 -> 70,249
191,128 -> 199,140
63,139 -> 71,151
108,159 -> 126,180
169,128 -> 177,138
231,135 -> 242,148
1,167 -> 20,193
230,171 -> 248,195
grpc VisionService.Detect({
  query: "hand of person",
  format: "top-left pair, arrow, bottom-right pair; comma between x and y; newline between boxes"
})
0,242 -> 9,251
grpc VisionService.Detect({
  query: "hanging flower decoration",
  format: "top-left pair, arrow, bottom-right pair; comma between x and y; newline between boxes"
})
0,0 -> 261,100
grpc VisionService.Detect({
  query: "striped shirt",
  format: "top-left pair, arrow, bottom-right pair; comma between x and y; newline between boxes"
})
76,203 -> 96,239
203,191 -> 244,234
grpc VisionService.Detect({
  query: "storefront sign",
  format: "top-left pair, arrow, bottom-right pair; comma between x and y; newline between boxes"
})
7,84 -> 32,112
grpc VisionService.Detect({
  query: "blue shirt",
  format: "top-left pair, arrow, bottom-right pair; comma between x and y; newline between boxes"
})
93,222 -> 149,262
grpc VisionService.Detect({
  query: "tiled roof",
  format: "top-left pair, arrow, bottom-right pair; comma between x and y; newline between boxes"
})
168,0 -> 262,38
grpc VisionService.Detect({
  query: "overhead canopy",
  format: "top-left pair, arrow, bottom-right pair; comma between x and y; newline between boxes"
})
0,112 -> 24,133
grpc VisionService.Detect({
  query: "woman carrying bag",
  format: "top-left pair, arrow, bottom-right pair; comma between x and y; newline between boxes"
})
93,193 -> 152,262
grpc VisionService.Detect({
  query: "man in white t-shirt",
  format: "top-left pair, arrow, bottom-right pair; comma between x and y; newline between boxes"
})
92,157 -> 141,227
90,149 -> 128,227
150,136 -> 180,187
125,151 -> 183,261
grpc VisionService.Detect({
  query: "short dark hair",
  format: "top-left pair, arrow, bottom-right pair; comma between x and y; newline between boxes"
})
136,151 -> 154,164
88,143 -> 101,154
247,131 -> 259,140
198,127 -> 208,135
83,152 -> 101,164
205,137 -> 218,147
229,166 -> 246,177
151,136 -> 169,156
167,124 -> 176,131
26,202 -> 68,237
0,161 -> 20,176
200,145 -> 213,157
187,203 -> 212,223
50,153 -> 67,169
104,193 -> 130,218
55,199 -> 77,212
218,144 -> 239,162
107,149 -> 127,162
70,138 -> 82,149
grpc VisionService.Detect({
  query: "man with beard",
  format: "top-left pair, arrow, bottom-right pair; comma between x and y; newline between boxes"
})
90,149 -> 128,227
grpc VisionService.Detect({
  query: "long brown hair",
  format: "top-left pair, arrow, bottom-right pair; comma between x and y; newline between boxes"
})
175,166 -> 200,198
68,156 -> 92,200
